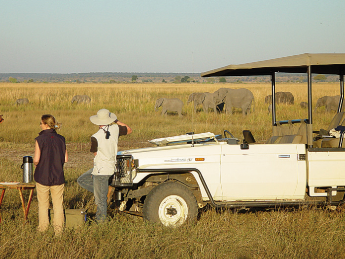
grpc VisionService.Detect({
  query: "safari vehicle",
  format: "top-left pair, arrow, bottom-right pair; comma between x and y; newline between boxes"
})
111,53 -> 345,226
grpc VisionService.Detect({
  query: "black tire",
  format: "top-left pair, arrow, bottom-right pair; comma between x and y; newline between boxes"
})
143,181 -> 198,227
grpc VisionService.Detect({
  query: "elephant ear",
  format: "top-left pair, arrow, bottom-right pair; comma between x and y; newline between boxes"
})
187,94 -> 193,103
157,98 -> 164,107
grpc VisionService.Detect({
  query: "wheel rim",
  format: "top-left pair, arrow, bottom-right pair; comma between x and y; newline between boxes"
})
158,195 -> 189,227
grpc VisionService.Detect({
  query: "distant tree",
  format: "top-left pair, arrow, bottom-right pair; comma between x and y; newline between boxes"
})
181,76 -> 190,83
219,77 -> 226,83
298,76 -> 307,83
162,79 -> 167,83
9,77 -> 17,83
109,80 -> 116,84
28,79 -> 34,83
174,76 -> 181,83
314,74 -> 327,81
132,75 -> 138,82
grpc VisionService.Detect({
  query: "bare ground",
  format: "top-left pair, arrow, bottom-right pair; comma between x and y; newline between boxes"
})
0,140 -> 152,170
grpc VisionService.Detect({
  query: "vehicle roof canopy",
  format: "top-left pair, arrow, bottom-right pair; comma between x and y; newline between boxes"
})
201,53 -> 345,77
201,53 -> 345,148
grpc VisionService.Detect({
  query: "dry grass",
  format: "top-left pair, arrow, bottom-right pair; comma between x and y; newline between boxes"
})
0,82 -> 344,258
0,82 -> 338,144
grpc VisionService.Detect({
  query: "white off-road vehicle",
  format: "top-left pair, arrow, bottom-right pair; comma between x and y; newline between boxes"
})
111,53 -> 345,226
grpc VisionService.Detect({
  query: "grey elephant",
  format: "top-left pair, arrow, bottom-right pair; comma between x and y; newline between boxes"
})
16,98 -> 29,105
214,88 -> 254,115
264,92 -> 294,104
187,93 -> 205,112
213,88 -> 236,112
213,88 -> 231,108
71,95 -> 91,104
155,98 -> 184,117
268,103 -> 272,114
315,95 -> 340,112
187,92 -> 217,113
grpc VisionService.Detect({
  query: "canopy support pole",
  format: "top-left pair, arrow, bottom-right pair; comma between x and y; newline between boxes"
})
271,72 -> 276,126
338,74 -> 344,112
307,66 -> 313,148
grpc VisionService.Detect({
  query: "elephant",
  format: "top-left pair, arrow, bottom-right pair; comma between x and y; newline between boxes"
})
268,103 -> 272,114
214,88 -> 254,115
264,92 -> 294,104
187,93 -> 205,112
203,93 -> 217,113
314,95 -> 340,112
213,88 -> 231,108
16,98 -> 29,105
187,92 -> 217,113
71,95 -> 91,104
155,98 -> 184,117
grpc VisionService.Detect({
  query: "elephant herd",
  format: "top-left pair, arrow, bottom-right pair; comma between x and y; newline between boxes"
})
265,93 -> 341,113
155,90 -> 342,117
155,88 -> 255,117
13,95 -> 91,106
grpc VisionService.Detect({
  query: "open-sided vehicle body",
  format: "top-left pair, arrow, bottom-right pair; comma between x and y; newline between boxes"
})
112,53 -> 345,226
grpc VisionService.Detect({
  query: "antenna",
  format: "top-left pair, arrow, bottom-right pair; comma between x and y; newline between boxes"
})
191,51 -> 195,147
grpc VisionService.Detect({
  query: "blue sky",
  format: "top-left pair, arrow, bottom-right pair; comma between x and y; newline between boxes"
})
1,0 -> 344,73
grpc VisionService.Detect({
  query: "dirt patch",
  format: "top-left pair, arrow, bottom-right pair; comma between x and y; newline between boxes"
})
0,141 -> 153,169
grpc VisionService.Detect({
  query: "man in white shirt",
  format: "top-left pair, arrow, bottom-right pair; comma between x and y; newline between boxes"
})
78,109 -> 132,222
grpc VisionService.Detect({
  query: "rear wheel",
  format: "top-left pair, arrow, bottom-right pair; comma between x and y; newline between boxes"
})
143,181 -> 198,227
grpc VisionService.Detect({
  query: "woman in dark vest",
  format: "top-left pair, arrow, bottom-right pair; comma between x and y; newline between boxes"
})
33,114 -> 68,235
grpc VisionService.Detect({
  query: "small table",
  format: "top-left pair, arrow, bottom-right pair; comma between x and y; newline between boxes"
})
0,183 -> 35,223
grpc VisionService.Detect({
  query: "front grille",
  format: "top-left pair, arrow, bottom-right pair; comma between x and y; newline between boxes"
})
113,155 -> 136,187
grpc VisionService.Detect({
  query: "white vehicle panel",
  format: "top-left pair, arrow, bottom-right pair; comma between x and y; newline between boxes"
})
124,144 -> 223,200
308,150 -> 345,187
221,144 -> 306,200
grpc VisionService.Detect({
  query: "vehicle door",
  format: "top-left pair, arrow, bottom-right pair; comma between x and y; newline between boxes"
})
220,143 -> 306,200
308,147 -> 345,197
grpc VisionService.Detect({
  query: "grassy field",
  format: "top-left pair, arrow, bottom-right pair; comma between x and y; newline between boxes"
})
0,82 -> 344,258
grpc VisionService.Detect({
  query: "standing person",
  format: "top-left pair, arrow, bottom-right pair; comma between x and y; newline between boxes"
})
77,109 -> 132,222
33,114 -> 68,235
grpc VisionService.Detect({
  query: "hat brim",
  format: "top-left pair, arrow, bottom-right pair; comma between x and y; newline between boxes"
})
90,112 -> 117,125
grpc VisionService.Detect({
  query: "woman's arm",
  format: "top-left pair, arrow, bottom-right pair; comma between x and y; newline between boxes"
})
33,140 -> 40,166
65,149 -> 68,163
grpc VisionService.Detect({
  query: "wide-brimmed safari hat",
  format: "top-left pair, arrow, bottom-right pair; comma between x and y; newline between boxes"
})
90,109 -> 117,125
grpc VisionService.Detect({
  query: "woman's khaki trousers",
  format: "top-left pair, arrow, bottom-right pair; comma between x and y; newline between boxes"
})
36,182 -> 64,235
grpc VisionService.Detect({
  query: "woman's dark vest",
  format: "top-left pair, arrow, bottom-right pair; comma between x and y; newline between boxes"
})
34,129 -> 66,186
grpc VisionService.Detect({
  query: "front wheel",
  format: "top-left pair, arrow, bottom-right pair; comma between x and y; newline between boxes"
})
143,181 -> 198,227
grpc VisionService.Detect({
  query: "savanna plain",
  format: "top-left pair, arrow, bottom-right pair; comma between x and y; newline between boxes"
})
1,82 -> 345,258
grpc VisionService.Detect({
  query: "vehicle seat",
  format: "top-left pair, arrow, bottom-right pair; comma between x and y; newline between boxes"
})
327,112 -> 345,131
266,121 -> 284,144
314,112 -> 345,148
279,135 -> 302,144
267,120 -> 307,144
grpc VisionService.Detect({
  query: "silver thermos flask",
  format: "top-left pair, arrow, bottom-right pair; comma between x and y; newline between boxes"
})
21,156 -> 33,183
